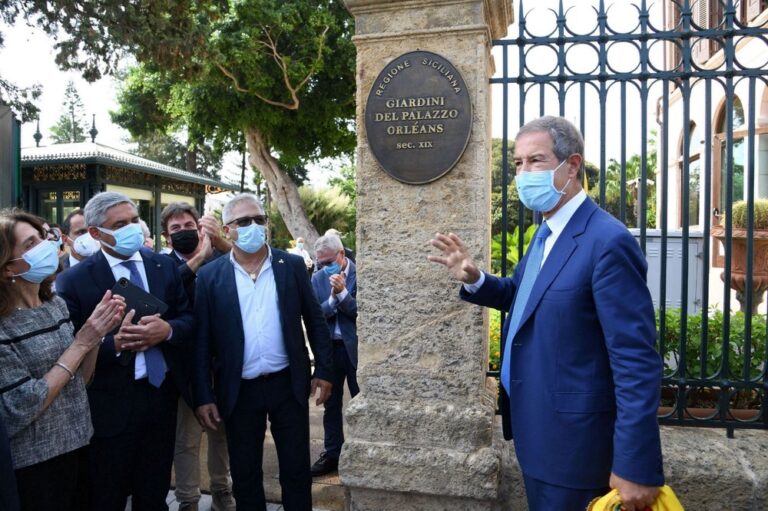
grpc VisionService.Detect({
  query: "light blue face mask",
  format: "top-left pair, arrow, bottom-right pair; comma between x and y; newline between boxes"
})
235,223 -> 266,254
322,261 -> 342,276
11,240 -> 60,283
515,160 -> 570,212
98,222 -> 145,257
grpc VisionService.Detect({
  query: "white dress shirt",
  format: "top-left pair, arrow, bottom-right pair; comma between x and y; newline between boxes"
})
288,247 -> 313,267
101,249 -> 169,379
230,249 -> 289,378
68,254 -> 80,267
465,189 -> 588,292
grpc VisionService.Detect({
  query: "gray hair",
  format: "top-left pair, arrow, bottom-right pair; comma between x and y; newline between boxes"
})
516,116 -> 585,178
139,219 -> 151,237
222,193 -> 263,225
314,234 -> 343,254
84,191 -> 137,227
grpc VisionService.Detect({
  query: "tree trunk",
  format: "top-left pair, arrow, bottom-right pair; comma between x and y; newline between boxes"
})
244,126 -> 319,247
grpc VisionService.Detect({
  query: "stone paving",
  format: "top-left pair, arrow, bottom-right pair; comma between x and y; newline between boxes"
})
126,390 -> 346,511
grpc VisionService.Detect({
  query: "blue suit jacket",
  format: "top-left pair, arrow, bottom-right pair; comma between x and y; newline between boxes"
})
192,248 -> 334,420
311,259 -> 358,368
56,248 -> 194,436
462,198 -> 664,489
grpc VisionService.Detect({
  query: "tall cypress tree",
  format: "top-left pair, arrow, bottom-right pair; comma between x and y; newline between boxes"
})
49,81 -> 87,143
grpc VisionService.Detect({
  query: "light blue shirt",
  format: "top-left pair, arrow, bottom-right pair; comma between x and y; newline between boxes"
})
465,189 -> 587,292
229,248 -> 289,378
326,261 -> 350,339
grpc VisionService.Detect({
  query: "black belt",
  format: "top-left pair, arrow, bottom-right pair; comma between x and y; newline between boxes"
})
242,367 -> 290,383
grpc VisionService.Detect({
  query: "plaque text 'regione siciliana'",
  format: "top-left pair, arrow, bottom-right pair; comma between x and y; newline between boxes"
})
364,51 -> 472,185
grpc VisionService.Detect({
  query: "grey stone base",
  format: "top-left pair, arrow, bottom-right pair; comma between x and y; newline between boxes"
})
491,420 -> 768,511
341,441 -> 501,500
346,488 -> 496,511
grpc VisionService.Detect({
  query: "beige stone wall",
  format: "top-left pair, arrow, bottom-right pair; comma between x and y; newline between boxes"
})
341,1 -> 513,509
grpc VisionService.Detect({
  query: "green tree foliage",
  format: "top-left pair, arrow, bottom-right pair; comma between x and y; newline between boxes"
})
128,131 -> 224,180
588,132 -> 658,229
0,4 -> 41,121
49,80 -> 87,143
0,77 -> 41,122
268,187 -> 354,251
20,0 -> 356,247
328,161 -> 356,202
491,139 -> 530,270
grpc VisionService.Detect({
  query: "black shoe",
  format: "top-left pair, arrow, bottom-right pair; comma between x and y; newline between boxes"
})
310,452 -> 339,477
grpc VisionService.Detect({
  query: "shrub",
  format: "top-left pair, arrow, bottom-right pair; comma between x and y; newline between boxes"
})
657,307 -> 766,380
490,224 -> 536,275
489,309 -> 501,372
730,199 -> 768,229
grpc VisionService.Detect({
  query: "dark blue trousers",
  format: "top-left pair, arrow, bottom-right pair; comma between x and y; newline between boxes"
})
226,369 -> 311,511
323,341 -> 359,458
88,378 -> 178,511
523,473 -> 608,511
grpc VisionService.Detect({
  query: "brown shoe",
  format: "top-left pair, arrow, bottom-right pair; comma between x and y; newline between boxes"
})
178,502 -> 199,511
211,489 -> 236,511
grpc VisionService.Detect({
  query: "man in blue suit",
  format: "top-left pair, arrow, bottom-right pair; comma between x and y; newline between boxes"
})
429,116 -> 664,511
57,191 -> 194,511
193,193 -> 334,511
309,234 -> 359,476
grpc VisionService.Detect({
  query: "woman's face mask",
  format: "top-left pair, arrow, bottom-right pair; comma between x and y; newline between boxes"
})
11,240 -> 59,284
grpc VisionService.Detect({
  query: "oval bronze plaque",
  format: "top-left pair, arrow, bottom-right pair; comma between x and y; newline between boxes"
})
364,51 -> 473,185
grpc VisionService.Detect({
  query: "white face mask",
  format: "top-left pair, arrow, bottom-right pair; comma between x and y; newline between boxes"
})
73,233 -> 102,257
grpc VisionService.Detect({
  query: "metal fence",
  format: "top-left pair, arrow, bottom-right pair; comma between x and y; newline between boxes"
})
489,0 -> 768,432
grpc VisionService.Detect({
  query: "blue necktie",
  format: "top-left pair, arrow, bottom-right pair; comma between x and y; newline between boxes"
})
121,260 -> 166,388
500,222 -> 551,394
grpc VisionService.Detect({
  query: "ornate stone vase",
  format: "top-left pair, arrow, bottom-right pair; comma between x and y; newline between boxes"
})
711,225 -> 768,313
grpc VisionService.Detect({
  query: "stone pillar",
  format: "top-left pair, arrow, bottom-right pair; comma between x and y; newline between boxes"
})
341,1 -> 513,509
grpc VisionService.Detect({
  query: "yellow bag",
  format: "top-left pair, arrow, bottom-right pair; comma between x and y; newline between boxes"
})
587,485 -> 684,511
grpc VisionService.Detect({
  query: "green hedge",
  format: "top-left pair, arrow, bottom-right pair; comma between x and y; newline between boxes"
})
657,308 -> 767,380
488,307 -> 767,381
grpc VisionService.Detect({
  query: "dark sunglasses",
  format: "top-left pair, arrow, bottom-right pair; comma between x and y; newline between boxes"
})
228,215 -> 268,228
45,229 -> 61,242
316,251 -> 343,268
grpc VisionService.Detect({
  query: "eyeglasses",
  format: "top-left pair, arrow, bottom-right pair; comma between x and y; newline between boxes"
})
228,215 -> 268,228
45,229 -> 61,242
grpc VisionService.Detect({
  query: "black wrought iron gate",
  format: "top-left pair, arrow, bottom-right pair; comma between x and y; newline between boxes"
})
491,0 -> 768,431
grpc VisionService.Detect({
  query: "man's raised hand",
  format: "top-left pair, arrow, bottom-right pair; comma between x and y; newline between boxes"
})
428,232 -> 482,284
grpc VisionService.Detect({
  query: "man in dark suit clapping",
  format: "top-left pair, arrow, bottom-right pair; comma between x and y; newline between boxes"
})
57,191 -> 194,511
193,193 -> 333,511
309,234 -> 359,477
